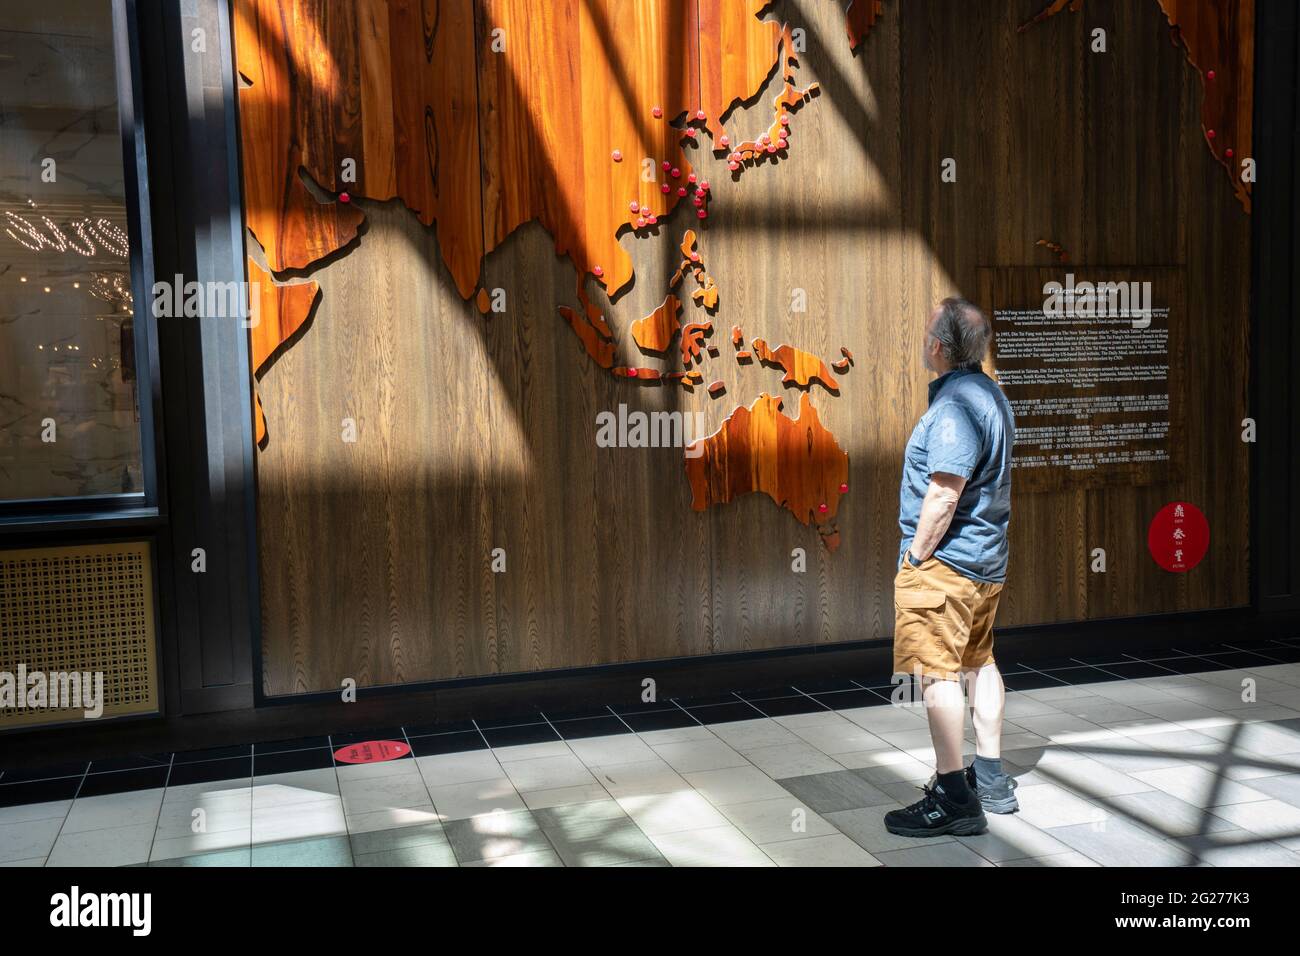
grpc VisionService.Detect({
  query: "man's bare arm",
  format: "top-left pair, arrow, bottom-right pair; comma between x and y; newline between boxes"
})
909,472 -> 967,561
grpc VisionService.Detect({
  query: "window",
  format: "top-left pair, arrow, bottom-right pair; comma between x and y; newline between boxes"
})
0,1 -> 148,506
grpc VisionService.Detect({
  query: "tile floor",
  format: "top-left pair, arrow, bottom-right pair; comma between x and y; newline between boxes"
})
4,639 -> 1300,867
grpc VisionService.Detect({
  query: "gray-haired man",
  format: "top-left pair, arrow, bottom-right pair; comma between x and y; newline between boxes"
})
884,297 -> 1020,838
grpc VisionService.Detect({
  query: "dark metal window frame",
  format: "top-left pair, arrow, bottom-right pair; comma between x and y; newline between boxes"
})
1251,0 -> 1300,616
1,0 -> 262,723
0,0 -> 166,532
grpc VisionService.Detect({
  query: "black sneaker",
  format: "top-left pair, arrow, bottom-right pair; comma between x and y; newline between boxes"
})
966,765 -> 1020,814
883,782 -> 988,838
925,766 -> 1020,815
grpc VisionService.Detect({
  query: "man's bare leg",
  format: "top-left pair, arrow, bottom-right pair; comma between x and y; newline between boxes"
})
922,676 -> 967,773
883,674 -> 986,836
958,662 -> 1019,812
962,662 -> 1005,758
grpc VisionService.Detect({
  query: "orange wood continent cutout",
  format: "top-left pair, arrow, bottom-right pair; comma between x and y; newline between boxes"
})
684,393 -> 849,550
845,0 -> 885,51
630,294 -> 683,354
722,26 -> 818,174
559,305 -> 617,369
751,338 -> 840,393
832,345 -> 854,374
698,0 -> 783,145
682,322 -> 714,366
670,229 -> 719,312
247,257 -> 319,444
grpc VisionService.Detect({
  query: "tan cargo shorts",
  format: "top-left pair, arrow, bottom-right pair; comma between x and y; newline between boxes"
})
893,554 -> 1003,681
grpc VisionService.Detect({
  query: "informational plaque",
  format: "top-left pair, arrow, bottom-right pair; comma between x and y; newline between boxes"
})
978,267 -> 1185,492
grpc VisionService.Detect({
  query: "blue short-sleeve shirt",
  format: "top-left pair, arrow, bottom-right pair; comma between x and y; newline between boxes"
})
898,366 -> 1015,583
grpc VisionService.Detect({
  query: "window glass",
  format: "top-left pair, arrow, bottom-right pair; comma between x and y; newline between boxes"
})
0,2 -> 142,502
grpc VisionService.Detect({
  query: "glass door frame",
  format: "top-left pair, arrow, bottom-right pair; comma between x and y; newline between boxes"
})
0,0 -> 164,532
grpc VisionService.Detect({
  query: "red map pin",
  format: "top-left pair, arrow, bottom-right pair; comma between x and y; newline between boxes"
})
1147,502 -> 1209,572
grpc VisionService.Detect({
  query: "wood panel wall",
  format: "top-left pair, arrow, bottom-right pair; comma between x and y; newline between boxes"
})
249,0 -> 1250,695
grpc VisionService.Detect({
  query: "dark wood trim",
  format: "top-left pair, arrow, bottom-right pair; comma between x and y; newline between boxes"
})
1251,0 -> 1300,614
139,0 -> 259,715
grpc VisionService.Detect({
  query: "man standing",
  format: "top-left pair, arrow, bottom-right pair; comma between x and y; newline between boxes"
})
884,297 -> 1018,839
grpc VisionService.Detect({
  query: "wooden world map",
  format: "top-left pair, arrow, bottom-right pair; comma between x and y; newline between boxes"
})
234,0 -> 1249,550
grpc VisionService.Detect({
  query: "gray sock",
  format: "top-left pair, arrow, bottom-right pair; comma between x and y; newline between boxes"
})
972,755 -> 1003,787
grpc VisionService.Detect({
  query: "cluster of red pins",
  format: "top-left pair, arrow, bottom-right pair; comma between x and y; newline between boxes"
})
651,160 -> 711,220
626,197 -> 660,231
616,106 -> 717,228
725,112 -> 791,171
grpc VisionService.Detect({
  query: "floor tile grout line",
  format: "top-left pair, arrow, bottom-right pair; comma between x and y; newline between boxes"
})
468,719 -> 494,752
1216,642 -> 1295,665
516,711 -> 576,867
782,683 -> 836,714
333,734 -> 448,867
323,734 -> 349,869
39,761 -> 90,867
336,726 -> 427,867
337,727 -> 427,866
618,696 -> 776,866
324,733 -> 346,869
669,692 -> 767,720
512,702 -> 709,867
138,752 -> 176,867
565,696 -> 751,865
423,717 -> 514,866
444,712 -> 571,867
603,704 -> 639,736
666,698 -> 707,724
1091,658 -> 1185,682
563,721 -> 671,867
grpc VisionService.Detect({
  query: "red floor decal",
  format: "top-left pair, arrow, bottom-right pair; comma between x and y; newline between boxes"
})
333,740 -> 409,764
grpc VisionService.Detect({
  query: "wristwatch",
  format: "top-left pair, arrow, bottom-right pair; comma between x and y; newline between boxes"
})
906,550 -> 925,568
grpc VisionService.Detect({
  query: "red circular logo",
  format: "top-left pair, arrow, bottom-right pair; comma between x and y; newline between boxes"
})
333,739 -> 409,764
1147,502 -> 1209,572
